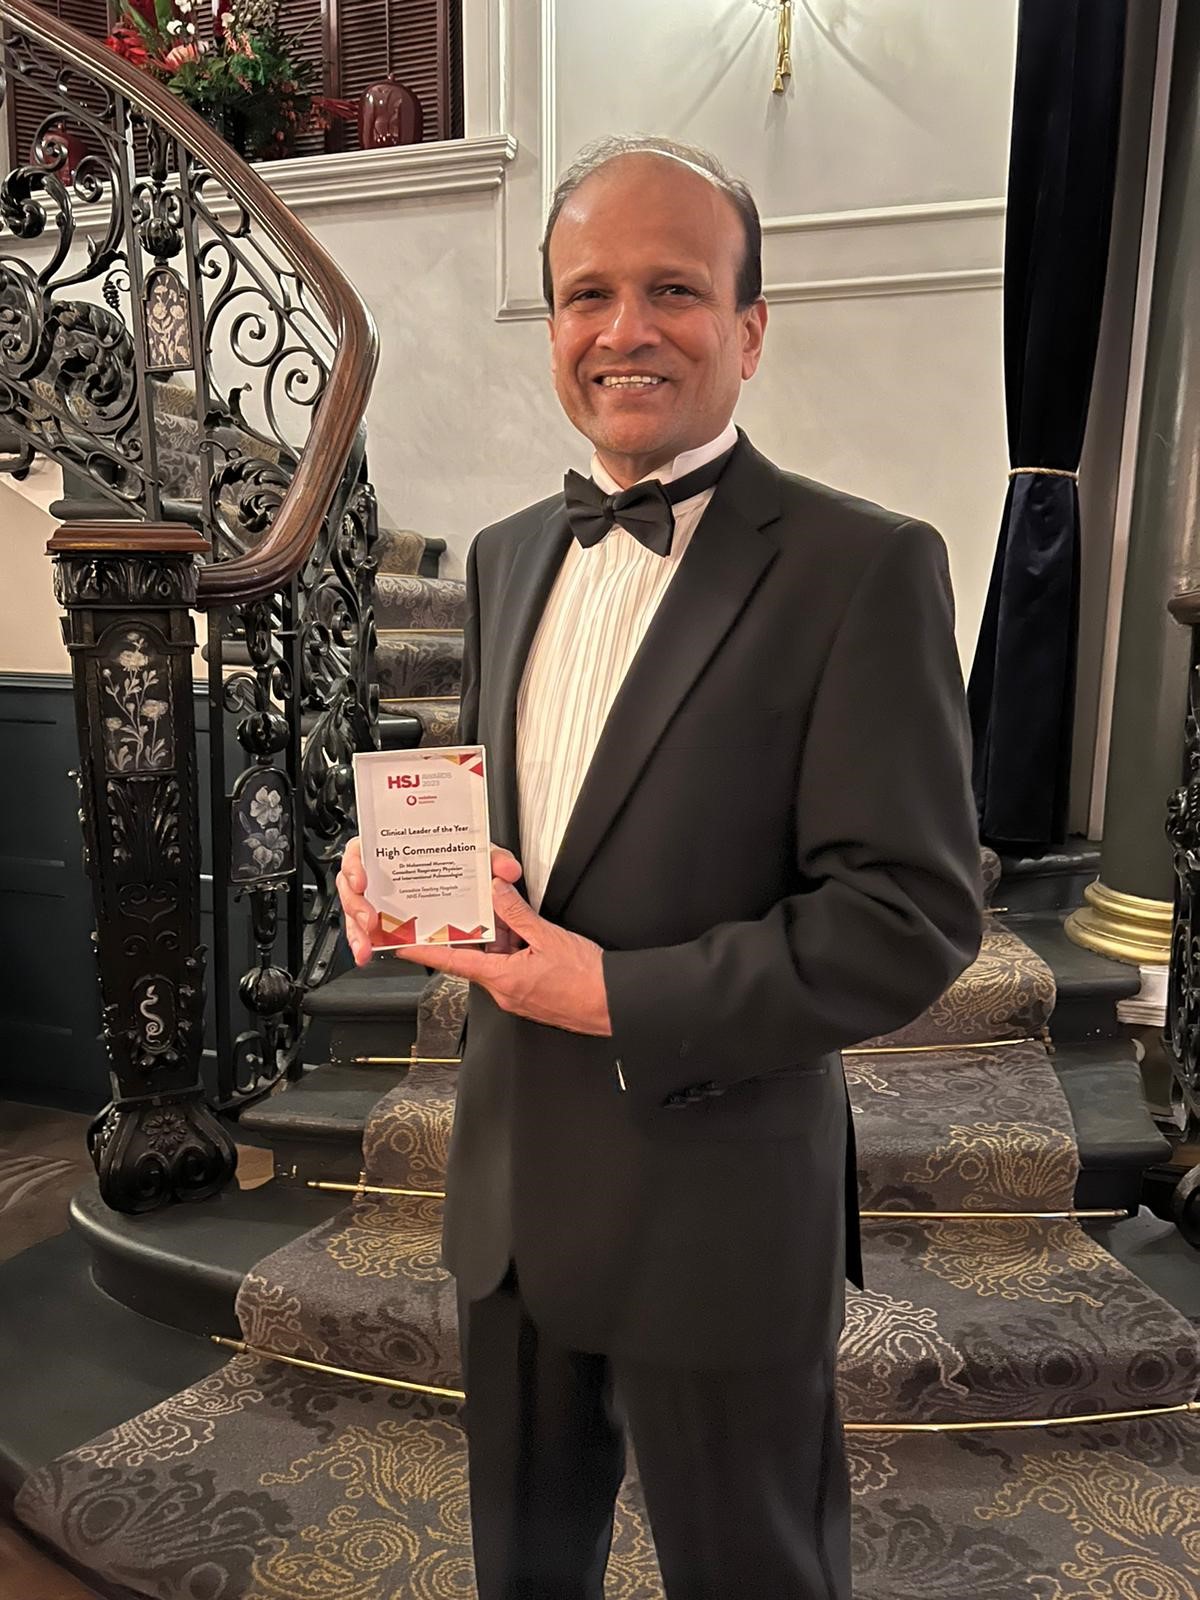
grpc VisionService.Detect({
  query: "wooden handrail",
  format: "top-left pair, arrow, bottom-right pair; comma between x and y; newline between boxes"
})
1,0 -> 378,608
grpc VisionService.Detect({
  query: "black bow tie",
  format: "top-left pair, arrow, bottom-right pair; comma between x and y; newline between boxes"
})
563,446 -> 735,557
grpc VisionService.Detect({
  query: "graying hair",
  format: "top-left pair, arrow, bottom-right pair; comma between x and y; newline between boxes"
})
540,136 -> 763,312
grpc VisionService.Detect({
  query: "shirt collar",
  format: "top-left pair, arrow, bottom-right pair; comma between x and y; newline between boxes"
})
589,421 -> 738,498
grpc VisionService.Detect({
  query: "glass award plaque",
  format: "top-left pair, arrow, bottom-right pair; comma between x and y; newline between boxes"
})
352,745 -> 494,948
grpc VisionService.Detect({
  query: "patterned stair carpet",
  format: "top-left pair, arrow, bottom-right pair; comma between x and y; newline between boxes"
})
374,573 -> 466,631
378,695 -> 460,746
375,632 -> 463,701
15,902 -> 1200,1595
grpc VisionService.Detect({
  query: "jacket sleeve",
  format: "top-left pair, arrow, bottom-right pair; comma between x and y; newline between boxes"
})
601,519 -> 983,1112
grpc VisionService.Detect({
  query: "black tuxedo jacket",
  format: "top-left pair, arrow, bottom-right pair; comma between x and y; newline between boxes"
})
443,433 -> 982,1370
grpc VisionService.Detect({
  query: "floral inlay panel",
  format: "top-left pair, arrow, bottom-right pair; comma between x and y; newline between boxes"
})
99,629 -> 174,774
230,767 -> 293,882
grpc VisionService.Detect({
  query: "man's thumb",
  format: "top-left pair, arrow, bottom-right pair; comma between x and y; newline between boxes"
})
493,877 -> 537,932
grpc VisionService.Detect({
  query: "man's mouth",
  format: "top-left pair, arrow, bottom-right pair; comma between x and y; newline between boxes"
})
594,374 -> 667,388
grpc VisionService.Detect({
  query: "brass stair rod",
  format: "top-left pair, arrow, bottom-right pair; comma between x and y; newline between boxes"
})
849,1400 -> 1200,1435
303,1180 -> 1123,1221
211,1337 -> 465,1401
360,1040 -> 1031,1066
845,1037 -> 1032,1056
353,1055 -> 462,1066
210,1339 -> 1200,1433
860,1207 -> 1129,1221
308,1179 -> 445,1199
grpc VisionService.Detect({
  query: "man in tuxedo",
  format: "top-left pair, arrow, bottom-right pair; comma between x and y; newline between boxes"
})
337,136 -> 982,1599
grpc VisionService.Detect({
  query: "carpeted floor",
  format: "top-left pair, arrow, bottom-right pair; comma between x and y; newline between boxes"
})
0,1103 -> 93,1264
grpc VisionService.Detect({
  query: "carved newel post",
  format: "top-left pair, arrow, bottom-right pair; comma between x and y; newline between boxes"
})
50,520 -> 237,1211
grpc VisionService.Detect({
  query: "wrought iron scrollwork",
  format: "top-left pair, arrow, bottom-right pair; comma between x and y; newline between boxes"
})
1166,632 -> 1200,1134
7,7 -> 380,1152
298,472 -> 379,978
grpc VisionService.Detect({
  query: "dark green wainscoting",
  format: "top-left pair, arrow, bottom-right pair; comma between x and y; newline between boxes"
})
0,673 -> 237,1114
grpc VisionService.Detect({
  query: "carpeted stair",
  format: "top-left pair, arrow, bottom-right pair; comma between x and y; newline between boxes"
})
370,545 -> 465,750
15,851 -> 1200,1598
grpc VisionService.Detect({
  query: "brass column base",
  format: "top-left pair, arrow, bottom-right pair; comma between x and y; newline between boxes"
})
1064,879 -> 1173,966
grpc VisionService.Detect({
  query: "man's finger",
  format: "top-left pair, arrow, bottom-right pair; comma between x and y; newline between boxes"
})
342,836 -> 367,892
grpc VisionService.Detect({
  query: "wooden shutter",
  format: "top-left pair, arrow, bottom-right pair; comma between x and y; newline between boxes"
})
334,0 -> 461,150
5,0 -> 111,173
4,0 -> 463,172
275,0 -> 331,160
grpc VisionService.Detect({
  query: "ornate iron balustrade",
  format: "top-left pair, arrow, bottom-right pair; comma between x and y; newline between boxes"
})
0,0 -> 378,1208
1164,593 -> 1200,1242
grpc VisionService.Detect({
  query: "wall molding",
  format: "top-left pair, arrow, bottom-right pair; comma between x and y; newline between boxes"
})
256,135 -> 518,211
762,196 -> 1006,237
768,266 -> 1004,304
1,135 -> 519,250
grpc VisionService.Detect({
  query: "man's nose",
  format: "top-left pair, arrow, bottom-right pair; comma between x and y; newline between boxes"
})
597,293 -> 660,351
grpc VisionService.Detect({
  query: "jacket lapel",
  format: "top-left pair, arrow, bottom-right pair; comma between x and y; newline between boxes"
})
539,436 -> 782,922
484,503 -> 573,858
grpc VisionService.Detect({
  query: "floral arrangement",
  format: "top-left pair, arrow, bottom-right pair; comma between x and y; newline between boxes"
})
105,0 -> 319,161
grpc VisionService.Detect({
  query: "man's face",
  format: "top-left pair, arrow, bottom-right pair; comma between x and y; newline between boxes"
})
547,155 -> 767,485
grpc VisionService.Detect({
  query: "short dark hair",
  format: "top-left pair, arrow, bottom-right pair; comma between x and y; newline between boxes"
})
540,136 -> 763,312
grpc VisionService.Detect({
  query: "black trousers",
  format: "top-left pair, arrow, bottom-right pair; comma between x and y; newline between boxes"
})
457,1272 -> 852,1600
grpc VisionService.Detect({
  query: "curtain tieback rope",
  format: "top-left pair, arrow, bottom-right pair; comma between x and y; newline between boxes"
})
1008,466 -> 1079,479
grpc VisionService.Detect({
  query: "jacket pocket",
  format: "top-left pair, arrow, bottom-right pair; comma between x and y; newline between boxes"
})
636,1057 -> 838,1142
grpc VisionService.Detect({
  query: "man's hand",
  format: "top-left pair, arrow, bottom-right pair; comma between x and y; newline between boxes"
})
334,838 -> 612,1036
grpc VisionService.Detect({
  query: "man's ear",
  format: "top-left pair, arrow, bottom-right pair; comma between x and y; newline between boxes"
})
741,299 -> 767,380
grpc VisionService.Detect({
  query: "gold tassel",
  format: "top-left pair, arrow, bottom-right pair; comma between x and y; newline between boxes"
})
773,0 -> 793,93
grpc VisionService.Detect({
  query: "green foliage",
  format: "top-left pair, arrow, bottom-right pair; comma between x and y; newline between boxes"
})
107,0 -> 318,161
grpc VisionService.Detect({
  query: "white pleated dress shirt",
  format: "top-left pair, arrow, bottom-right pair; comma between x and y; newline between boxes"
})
516,422 -> 738,911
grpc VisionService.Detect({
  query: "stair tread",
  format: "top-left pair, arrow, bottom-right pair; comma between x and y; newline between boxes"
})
70,1177 -> 347,1337
846,1218 -> 1199,1420
999,908 -> 1141,999
997,837 -> 1101,879
239,1061 -> 400,1140
0,1230 -> 226,1495
1088,1204 -> 1200,1321
1052,1039 -> 1172,1166
301,962 -> 427,1019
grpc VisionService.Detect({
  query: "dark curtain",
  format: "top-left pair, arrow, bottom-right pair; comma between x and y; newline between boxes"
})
968,0 -> 1126,852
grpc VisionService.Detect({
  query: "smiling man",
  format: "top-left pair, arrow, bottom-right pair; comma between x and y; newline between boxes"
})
337,137 -> 982,1599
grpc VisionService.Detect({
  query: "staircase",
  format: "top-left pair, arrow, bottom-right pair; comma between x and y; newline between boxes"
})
0,5 -> 1199,1595
4,838 -> 1200,1597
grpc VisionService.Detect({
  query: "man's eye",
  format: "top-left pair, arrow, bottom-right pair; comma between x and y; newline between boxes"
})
659,284 -> 696,297
569,289 -> 603,303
